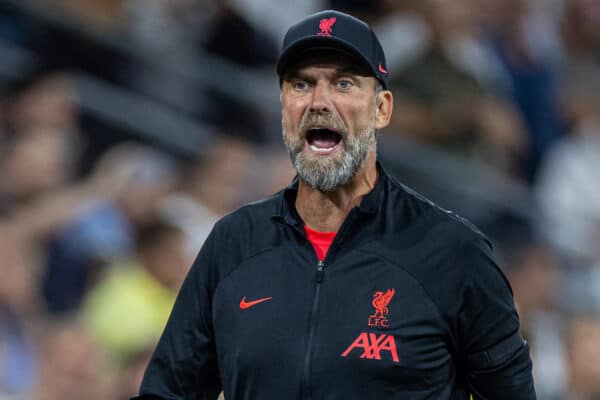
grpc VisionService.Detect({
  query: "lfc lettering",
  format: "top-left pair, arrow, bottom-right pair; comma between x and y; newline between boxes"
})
368,315 -> 389,327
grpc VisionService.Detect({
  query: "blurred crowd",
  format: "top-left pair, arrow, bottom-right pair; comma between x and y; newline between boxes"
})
0,0 -> 600,399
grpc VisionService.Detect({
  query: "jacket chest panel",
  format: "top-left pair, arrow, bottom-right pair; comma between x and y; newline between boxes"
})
212,248 -> 453,396
310,253 -> 452,394
212,249 -> 314,379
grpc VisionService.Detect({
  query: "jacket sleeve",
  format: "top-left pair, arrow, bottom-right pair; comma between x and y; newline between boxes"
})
132,229 -> 222,400
456,238 -> 536,400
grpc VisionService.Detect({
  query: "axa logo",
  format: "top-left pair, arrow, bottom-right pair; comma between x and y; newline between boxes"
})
368,288 -> 394,327
317,17 -> 336,36
341,332 -> 399,362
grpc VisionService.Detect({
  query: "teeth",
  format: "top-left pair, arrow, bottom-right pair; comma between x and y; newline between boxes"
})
310,144 -> 336,153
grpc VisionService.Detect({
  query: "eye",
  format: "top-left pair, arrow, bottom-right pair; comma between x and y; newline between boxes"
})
336,79 -> 354,90
293,80 -> 309,91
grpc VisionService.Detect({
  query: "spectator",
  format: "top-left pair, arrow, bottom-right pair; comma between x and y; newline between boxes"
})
51,0 -> 127,33
385,0 -> 529,179
81,219 -> 187,362
162,137 -> 296,260
116,347 -> 154,400
327,0 -> 385,23
42,143 -> 178,313
34,319 -> 116,400
564,315 -> 600,400
198,1 -> 278,142
561,0 -> 600,62
0,226 -> 42,398
0,130 -> 77,215
535,70 -> 600,265
482,0 -> 565,181
503,240 -> 568,399
6,73 -> 78,135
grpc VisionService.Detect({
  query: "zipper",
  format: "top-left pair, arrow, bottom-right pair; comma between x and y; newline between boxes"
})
302,259 -> 325,399
280,208 -> 360,399
315,260 -> 324,283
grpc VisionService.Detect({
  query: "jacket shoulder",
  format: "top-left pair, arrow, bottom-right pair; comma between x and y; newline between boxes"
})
208,191 -> 284,263
385,176 -> 490,248
215,191 -> 282,235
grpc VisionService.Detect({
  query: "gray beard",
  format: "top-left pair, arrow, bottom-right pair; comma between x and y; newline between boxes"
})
283,120 -> 377,192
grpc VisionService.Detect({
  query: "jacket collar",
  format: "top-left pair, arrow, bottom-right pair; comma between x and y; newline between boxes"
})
273,161 -> 387,226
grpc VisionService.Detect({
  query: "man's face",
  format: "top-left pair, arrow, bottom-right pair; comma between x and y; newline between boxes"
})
280,54 -> 384,191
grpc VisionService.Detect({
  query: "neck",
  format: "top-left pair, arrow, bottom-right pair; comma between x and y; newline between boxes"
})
295,151 -> 378,232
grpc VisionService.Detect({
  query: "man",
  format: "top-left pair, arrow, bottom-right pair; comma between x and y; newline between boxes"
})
133,10 -> 536,399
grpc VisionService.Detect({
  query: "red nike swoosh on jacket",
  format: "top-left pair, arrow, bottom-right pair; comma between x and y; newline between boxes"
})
239,296 -> 273,309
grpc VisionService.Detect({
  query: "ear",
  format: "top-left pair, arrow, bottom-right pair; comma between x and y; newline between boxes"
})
374,90 -> 393,130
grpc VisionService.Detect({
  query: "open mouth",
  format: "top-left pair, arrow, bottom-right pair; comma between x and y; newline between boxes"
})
306,128 -> 343,154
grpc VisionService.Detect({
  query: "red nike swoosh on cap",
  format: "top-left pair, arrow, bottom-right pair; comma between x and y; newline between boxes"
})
239,296 -> 273,310
378,63 -> 388,74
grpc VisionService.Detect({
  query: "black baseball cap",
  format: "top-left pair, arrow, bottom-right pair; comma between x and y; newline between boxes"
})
277,10 -> 388,89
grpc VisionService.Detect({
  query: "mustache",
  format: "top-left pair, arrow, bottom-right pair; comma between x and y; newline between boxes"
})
298,112 -> 347,138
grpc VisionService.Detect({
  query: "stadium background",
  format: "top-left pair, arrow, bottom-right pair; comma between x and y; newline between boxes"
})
0,0 -> 599,398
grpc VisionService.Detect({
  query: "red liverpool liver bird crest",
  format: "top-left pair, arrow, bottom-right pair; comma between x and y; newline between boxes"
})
368,288 -> 395,327
317,17 -> 336,36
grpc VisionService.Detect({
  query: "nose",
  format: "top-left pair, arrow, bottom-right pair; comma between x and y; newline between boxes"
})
309,80 -> 331,114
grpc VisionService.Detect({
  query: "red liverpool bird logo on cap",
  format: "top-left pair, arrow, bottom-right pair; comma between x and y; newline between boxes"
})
368,288 -> 395,328
317,17 -> 336,36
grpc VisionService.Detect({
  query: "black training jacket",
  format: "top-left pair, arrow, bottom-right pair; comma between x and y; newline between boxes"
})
134,164 -> 536,400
